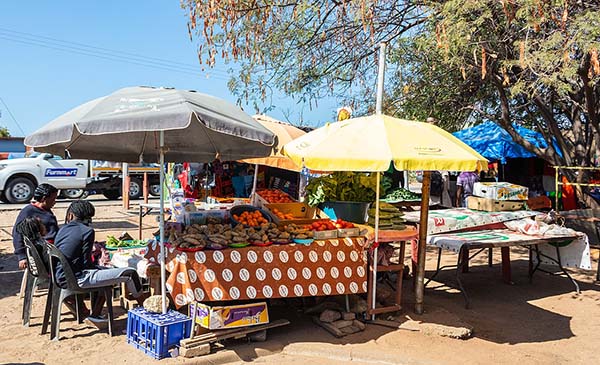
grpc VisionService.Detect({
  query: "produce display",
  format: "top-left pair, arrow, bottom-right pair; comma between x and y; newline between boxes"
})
106,235 -> 147,249
232,210 -> 269,227
256,189 -> 295,203
310,220 -> 338,231
270,207 -> 295,220
383,188 -> 421,202
305,172 -> 380,207
334,218 -> 356,229
367,202 -> 406,230
171,222 -> 317,250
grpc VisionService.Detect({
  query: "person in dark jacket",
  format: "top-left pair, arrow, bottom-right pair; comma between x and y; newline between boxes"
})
12,183 -> 59,270
54,200 -> 146,323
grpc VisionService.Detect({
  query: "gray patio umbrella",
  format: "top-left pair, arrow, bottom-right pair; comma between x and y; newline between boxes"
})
25,86 -> 276,314
25,86 -> 275,162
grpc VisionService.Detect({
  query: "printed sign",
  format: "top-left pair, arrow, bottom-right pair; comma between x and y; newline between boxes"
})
44,168 -> 78,177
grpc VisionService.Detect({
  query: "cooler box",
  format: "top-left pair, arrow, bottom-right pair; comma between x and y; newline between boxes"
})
473,182 -> 529,201
189,302 -> 269,330
184,209 -> 229,225
467,196 -> 525,212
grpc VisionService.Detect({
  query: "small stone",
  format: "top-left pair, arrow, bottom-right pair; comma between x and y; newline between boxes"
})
319,309 -> 342,323
180,344 -> 211,358
350,298 -> 368,313
341,312 -> 356,320
143,295 -> 170,313
352,320 -> 366,331
340,325 -> 360,334
332,320 -> 354,329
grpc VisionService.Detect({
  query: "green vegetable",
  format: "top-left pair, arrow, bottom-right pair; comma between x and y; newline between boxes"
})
305,172 -> 386,207
383,188 -> 421,202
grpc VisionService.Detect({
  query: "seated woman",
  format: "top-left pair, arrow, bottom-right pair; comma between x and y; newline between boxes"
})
54,200 -> 147,324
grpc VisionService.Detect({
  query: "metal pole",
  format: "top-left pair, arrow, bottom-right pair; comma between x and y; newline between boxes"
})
159,131 -> 167,314
251,163 -> 259,203
122,163 -> 130,210
415,171 -> 431,315
375,43 -> 386,115
555,166 -> 559,210
143,172 -> 149,204
371,172 -> 381,320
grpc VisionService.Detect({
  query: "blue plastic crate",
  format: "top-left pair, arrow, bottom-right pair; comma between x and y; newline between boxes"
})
126,307 -> 192,360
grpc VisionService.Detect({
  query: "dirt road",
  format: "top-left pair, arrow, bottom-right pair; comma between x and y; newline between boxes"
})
0,204 -> 598,364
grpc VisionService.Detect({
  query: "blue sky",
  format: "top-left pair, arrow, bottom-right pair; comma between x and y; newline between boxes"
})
0,1 -> 339,137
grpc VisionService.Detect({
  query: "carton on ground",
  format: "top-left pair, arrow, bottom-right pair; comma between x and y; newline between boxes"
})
473,182 -> 529,201
467,196 -> 525,212
189,302 -> 269,330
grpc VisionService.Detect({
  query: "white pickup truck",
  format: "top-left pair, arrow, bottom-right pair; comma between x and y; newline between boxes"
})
0,152 -> 160,203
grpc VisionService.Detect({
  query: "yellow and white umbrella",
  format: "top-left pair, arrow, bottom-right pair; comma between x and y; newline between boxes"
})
283,114 -> 487,316
284,114 -> 487,172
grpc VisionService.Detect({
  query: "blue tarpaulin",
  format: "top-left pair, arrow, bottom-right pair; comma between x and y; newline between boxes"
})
453,121 -> 558,164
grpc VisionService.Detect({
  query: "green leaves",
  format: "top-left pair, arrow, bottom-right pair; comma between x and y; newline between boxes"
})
305,171 -> 387,206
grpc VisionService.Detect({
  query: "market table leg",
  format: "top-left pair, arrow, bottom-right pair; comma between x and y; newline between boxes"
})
461,248 -> 470,273
501,246 -> 512,284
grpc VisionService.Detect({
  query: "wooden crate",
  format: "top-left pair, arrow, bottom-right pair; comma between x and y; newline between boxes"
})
264,202 -> 330,225
467,196 -> 525,212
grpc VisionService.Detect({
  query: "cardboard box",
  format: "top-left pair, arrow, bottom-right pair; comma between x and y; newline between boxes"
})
189,302 -> 269,330
473,182 -> 529,201
338,227 -> 361,237
253,190 -> 296,208
526,195 -> 552,210
265,202 -> 330,225
313,230 -> 338,240
184,209 -> 229,225
467,196 -> 525,212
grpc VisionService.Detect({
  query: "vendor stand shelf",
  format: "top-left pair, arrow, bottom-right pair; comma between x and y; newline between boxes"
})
425,229 -> 582,308
366,227 -> 419,315
145,237 -> 368,307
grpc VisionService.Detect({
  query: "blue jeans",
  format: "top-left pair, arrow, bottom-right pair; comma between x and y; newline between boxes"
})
77,267 -> 142,298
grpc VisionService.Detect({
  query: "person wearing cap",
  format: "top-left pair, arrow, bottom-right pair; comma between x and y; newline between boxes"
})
12,183 -> 59,270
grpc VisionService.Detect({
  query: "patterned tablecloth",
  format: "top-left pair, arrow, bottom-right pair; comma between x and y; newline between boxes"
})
402,208 -> 536,235
427,229 -> 591,269
145,237 -> 369,308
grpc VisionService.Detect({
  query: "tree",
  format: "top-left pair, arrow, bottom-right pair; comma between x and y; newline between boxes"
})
183,0 -> 428,112
185,0 -> 600,205
0,126 -> 10,137
410,0 -> 600,206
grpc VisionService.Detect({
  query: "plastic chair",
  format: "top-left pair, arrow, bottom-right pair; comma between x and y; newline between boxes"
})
45,242 -> 114,340
21,237 -> 51,329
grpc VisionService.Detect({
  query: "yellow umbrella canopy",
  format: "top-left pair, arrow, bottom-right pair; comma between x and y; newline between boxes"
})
241,114 -> 306,171
283,114 -> 488,172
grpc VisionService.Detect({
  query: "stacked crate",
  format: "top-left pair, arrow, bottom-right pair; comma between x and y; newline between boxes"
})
467,182 -> 529,212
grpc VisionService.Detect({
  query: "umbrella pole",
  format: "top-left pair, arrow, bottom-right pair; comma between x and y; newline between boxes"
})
159,131 -> 167,314
251,163 -> 259,202
415,171 -> 431,315
371,172 -> 381,320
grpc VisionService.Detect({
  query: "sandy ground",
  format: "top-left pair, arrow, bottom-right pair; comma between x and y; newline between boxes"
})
0,202 -> 599,365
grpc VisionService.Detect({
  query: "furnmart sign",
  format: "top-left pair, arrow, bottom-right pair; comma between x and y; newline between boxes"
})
44,168 -> 78,177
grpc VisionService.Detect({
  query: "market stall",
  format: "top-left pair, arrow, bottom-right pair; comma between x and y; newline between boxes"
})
25,86 -> 277,315
144,236 -> 369,307
403,207 -> 592,307
282,113 -> 488,316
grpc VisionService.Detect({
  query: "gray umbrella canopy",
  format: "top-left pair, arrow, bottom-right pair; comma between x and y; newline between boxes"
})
24,86 -> 276,163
